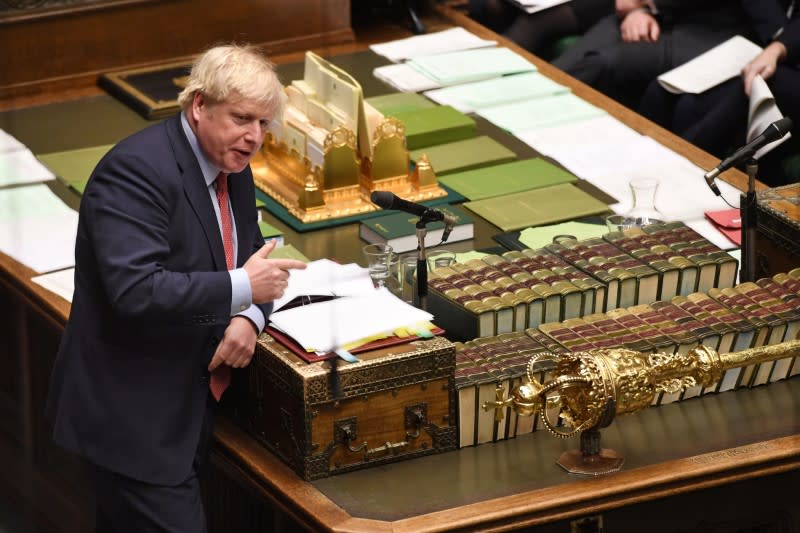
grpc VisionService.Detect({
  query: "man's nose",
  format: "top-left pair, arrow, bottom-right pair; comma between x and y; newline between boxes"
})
244,120 -> 265,141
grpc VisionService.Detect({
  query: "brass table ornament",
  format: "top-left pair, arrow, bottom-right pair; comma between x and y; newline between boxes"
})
251,52 -> 447,223
483,340 -> 800,475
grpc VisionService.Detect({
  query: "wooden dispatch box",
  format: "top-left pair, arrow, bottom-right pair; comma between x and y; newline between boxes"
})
234,333 -> 457,480
754,183 -> 800,278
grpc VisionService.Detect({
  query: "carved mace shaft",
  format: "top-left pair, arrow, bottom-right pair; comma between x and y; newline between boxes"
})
503,340 -> 800,439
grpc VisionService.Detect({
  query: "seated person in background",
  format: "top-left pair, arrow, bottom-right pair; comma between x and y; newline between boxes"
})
638,0 -> 799,186
552,0 -> 753,109
468,0 -> 614,59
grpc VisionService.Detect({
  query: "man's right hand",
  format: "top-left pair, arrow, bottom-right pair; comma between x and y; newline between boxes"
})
243,240 -> 307,304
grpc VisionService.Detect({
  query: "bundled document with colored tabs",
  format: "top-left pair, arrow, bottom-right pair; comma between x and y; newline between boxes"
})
424,72 -> 568,113
407,47 -> 536,86
268,287 -> 433,352
478,92 -> 605,134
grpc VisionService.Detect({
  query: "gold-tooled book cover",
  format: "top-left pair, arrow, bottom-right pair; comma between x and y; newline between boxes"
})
98,61 -> 191,120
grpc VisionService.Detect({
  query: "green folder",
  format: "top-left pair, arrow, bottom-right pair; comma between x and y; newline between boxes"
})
410,136 -> 516,176
439,158 -> 577,201
464,183 -> 610,231
390,105 -> 476,150
69,179 -> 89,196
268,244 -> 309,262
365,92 -> 436,116
258,220 -> 284,241
37,144 -> 114,185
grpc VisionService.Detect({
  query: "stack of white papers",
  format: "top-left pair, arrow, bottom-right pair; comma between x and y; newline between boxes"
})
516,117 -> 741,247
31,268 -> 75,302
657,35 -> 762,94
478,92 -> 605,134
0,129 -> 55,187
0,184 -> 77,273
370,27 -> 496,62
424,72 -> 568,113
269,287 -> 433,352
0,129 -> 26,153
373,63 -> 444,92
408,47 -> 536,86
748,75 -> 791,159
271,258 -> 375,312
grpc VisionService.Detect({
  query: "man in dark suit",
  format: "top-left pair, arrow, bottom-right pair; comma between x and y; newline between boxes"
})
46,44 -> 307,532
553,0 -> 752,108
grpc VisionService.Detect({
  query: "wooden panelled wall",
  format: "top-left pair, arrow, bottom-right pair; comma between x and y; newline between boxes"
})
0,0 -> 353,102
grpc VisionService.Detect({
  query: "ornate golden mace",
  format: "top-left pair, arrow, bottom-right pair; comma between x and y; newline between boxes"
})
484,340 -> 800,475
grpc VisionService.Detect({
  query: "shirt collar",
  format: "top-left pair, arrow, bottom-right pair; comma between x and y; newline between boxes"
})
180,111 -> 221,188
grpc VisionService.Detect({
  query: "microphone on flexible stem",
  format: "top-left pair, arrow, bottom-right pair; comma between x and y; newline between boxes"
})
370,191 -> 458,242
703,116 -> 793,196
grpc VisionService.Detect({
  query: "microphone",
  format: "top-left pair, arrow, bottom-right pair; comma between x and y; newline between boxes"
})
370,191 -> 458,241
703,116 -> 792,195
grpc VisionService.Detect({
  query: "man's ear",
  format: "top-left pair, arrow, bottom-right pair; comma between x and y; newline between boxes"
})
191,92 -> 205,122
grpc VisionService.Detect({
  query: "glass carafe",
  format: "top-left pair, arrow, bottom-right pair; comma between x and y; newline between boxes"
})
608,177 -> 665,231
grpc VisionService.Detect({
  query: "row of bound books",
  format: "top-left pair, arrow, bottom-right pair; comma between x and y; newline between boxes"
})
428,221 -> 739,341
454,268 -> 800,448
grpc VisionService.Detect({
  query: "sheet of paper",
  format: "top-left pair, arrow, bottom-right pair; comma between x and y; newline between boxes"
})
0,184 -> 78,273
0,148 -> 55,186
408,47 -> 536,86
509,0 -> 572,14
272,258 -> 375,312
369,27 -> 497,62
517,115 -> 642,157
0,129 -> 26,153
478,92 -> 605,134
747,75 -> 791,159
31,268 -> 75,302
373,63 -> 442,92
268,287 -> 433,352
424,72 -> 568,113
657,35 -> 762,94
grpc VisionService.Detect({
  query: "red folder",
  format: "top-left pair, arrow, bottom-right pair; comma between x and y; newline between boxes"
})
266,325 -> 445,364
705,208 -> 742,246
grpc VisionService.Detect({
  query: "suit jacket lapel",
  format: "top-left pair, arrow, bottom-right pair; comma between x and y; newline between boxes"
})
165,114 -> 227,271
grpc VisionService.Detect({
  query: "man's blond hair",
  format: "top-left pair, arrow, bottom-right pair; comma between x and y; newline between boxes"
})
178,44 -> 284,118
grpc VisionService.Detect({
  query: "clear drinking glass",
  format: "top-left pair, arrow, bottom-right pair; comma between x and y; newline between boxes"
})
362,243 -> 394,288
399,253 -> 418,305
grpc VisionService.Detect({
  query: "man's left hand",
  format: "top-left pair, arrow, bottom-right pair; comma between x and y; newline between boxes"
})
208,316 -> 258,371
620,10 -> 660,43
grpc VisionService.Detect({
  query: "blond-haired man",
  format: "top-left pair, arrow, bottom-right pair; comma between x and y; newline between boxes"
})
47,44 -> 305,532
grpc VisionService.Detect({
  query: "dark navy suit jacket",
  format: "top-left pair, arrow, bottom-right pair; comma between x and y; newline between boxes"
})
46,113 -> 271,485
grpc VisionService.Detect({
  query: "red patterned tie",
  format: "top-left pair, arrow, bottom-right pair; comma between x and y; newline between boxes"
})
211,172 -> 233,401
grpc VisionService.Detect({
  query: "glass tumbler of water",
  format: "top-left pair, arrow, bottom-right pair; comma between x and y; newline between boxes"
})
363,243 -> 394,288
